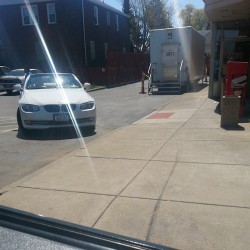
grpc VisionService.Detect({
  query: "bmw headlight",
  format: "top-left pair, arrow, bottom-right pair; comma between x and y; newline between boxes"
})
80,101 -> 94,110
21,104 -> 40,112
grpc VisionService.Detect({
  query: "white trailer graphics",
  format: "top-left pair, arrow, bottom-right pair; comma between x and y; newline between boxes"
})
149,26 -> 205,93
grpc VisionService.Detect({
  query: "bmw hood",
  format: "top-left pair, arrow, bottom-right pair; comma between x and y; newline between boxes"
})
20,88 -> 94,106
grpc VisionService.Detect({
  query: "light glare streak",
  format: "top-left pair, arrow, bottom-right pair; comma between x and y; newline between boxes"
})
172,0 -> 183,28
24,0 -> 88,150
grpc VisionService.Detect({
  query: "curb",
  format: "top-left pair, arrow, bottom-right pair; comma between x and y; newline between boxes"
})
86,86 -> 106,92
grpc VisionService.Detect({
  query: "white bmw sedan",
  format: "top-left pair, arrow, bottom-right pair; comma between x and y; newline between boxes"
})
15,73 -> 96,133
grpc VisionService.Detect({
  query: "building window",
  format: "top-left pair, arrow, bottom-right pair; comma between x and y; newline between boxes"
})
94,6 -> 99,25
47,3 -> 56,24
90,41 -> 96,60
115,14 -> 119,31
104,43 -> 108,59
123,47 -> 126,53
21,5 -> 39,26
106,11 -> 110,26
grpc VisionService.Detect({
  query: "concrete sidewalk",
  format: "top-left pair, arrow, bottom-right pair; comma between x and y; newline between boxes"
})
1,86 -> 250,249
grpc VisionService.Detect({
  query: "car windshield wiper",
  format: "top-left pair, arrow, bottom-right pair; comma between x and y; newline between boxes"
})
0,205 -> 173,250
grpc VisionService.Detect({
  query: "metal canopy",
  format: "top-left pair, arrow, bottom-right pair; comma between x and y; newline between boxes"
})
203,0 -> 250,24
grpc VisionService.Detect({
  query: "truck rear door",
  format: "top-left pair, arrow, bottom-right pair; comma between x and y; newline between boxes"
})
162,44 -> 179,81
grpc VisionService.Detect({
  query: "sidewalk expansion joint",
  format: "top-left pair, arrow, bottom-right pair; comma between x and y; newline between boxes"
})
16,186 -> 116,197
176,139 -> 250,142
150,159 -> 250,167
91,196 -> 117,228
166,199 -> 250,210
92,160 -> 152,228
75,155 -> 150,161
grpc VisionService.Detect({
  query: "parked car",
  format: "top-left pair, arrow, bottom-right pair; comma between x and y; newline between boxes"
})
0,66 -> 11,76
0,68 -> 42,95
14,73 -> 96,134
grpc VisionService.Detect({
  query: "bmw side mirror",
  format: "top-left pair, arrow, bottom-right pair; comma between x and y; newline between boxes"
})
83,82 -> 91,91
14,84 -> 23,92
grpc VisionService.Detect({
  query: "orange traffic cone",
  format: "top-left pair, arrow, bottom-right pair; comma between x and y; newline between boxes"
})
140,72 -> 145,94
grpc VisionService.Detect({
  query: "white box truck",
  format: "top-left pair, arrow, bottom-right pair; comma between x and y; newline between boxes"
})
149,26 -> 205,93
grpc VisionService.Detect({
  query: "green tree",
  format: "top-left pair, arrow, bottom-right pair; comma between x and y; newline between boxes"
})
180,4 -> 194,27
180,4 -> 210,30
191,9 -> 210,30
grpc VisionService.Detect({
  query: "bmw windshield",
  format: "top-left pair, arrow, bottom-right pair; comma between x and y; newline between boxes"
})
26,74 -> 82,90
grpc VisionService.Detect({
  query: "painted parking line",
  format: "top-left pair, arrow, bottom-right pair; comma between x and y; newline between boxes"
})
0,128 -> 17,134
0,117 -> 17,133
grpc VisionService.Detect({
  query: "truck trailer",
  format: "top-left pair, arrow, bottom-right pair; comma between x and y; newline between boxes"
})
149,26 -> 205,93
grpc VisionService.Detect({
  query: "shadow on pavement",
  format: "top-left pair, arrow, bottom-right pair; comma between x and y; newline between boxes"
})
150,83 -> 208,95
0,91 -> 20,96
17,127 -> 96,141
221,125 -> 245,131
214,98 -> 248,130
190,82 -> 209,92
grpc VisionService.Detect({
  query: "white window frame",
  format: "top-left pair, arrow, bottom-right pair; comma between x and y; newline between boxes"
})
115,14 -> 119,31
47,3 -> 56,24
106,11 -> 110,26
90,41 -> 96,60
94,6 -> 99,25
21,5 -> 39,26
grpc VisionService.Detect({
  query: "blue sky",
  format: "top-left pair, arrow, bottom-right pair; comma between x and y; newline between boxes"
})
103,0 -> 204,11
103,0 -> 205,27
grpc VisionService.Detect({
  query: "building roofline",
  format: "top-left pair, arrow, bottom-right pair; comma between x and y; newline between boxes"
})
0,0 -> 53,5
0,0 -> 129,18
87,0 -> 129,18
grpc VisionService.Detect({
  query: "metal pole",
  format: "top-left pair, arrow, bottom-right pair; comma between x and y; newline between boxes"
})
218,23 -> 224,101
208,21 -> 216,98
81,0 -> 88,67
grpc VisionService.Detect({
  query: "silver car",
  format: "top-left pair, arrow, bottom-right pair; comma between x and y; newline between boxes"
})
0,68 -> 42,95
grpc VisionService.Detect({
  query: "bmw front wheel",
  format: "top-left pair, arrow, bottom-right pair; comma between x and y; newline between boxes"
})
17,108 -> 28,135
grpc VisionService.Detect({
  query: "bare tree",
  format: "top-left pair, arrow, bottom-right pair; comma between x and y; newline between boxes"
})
128,0 -> 173,52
